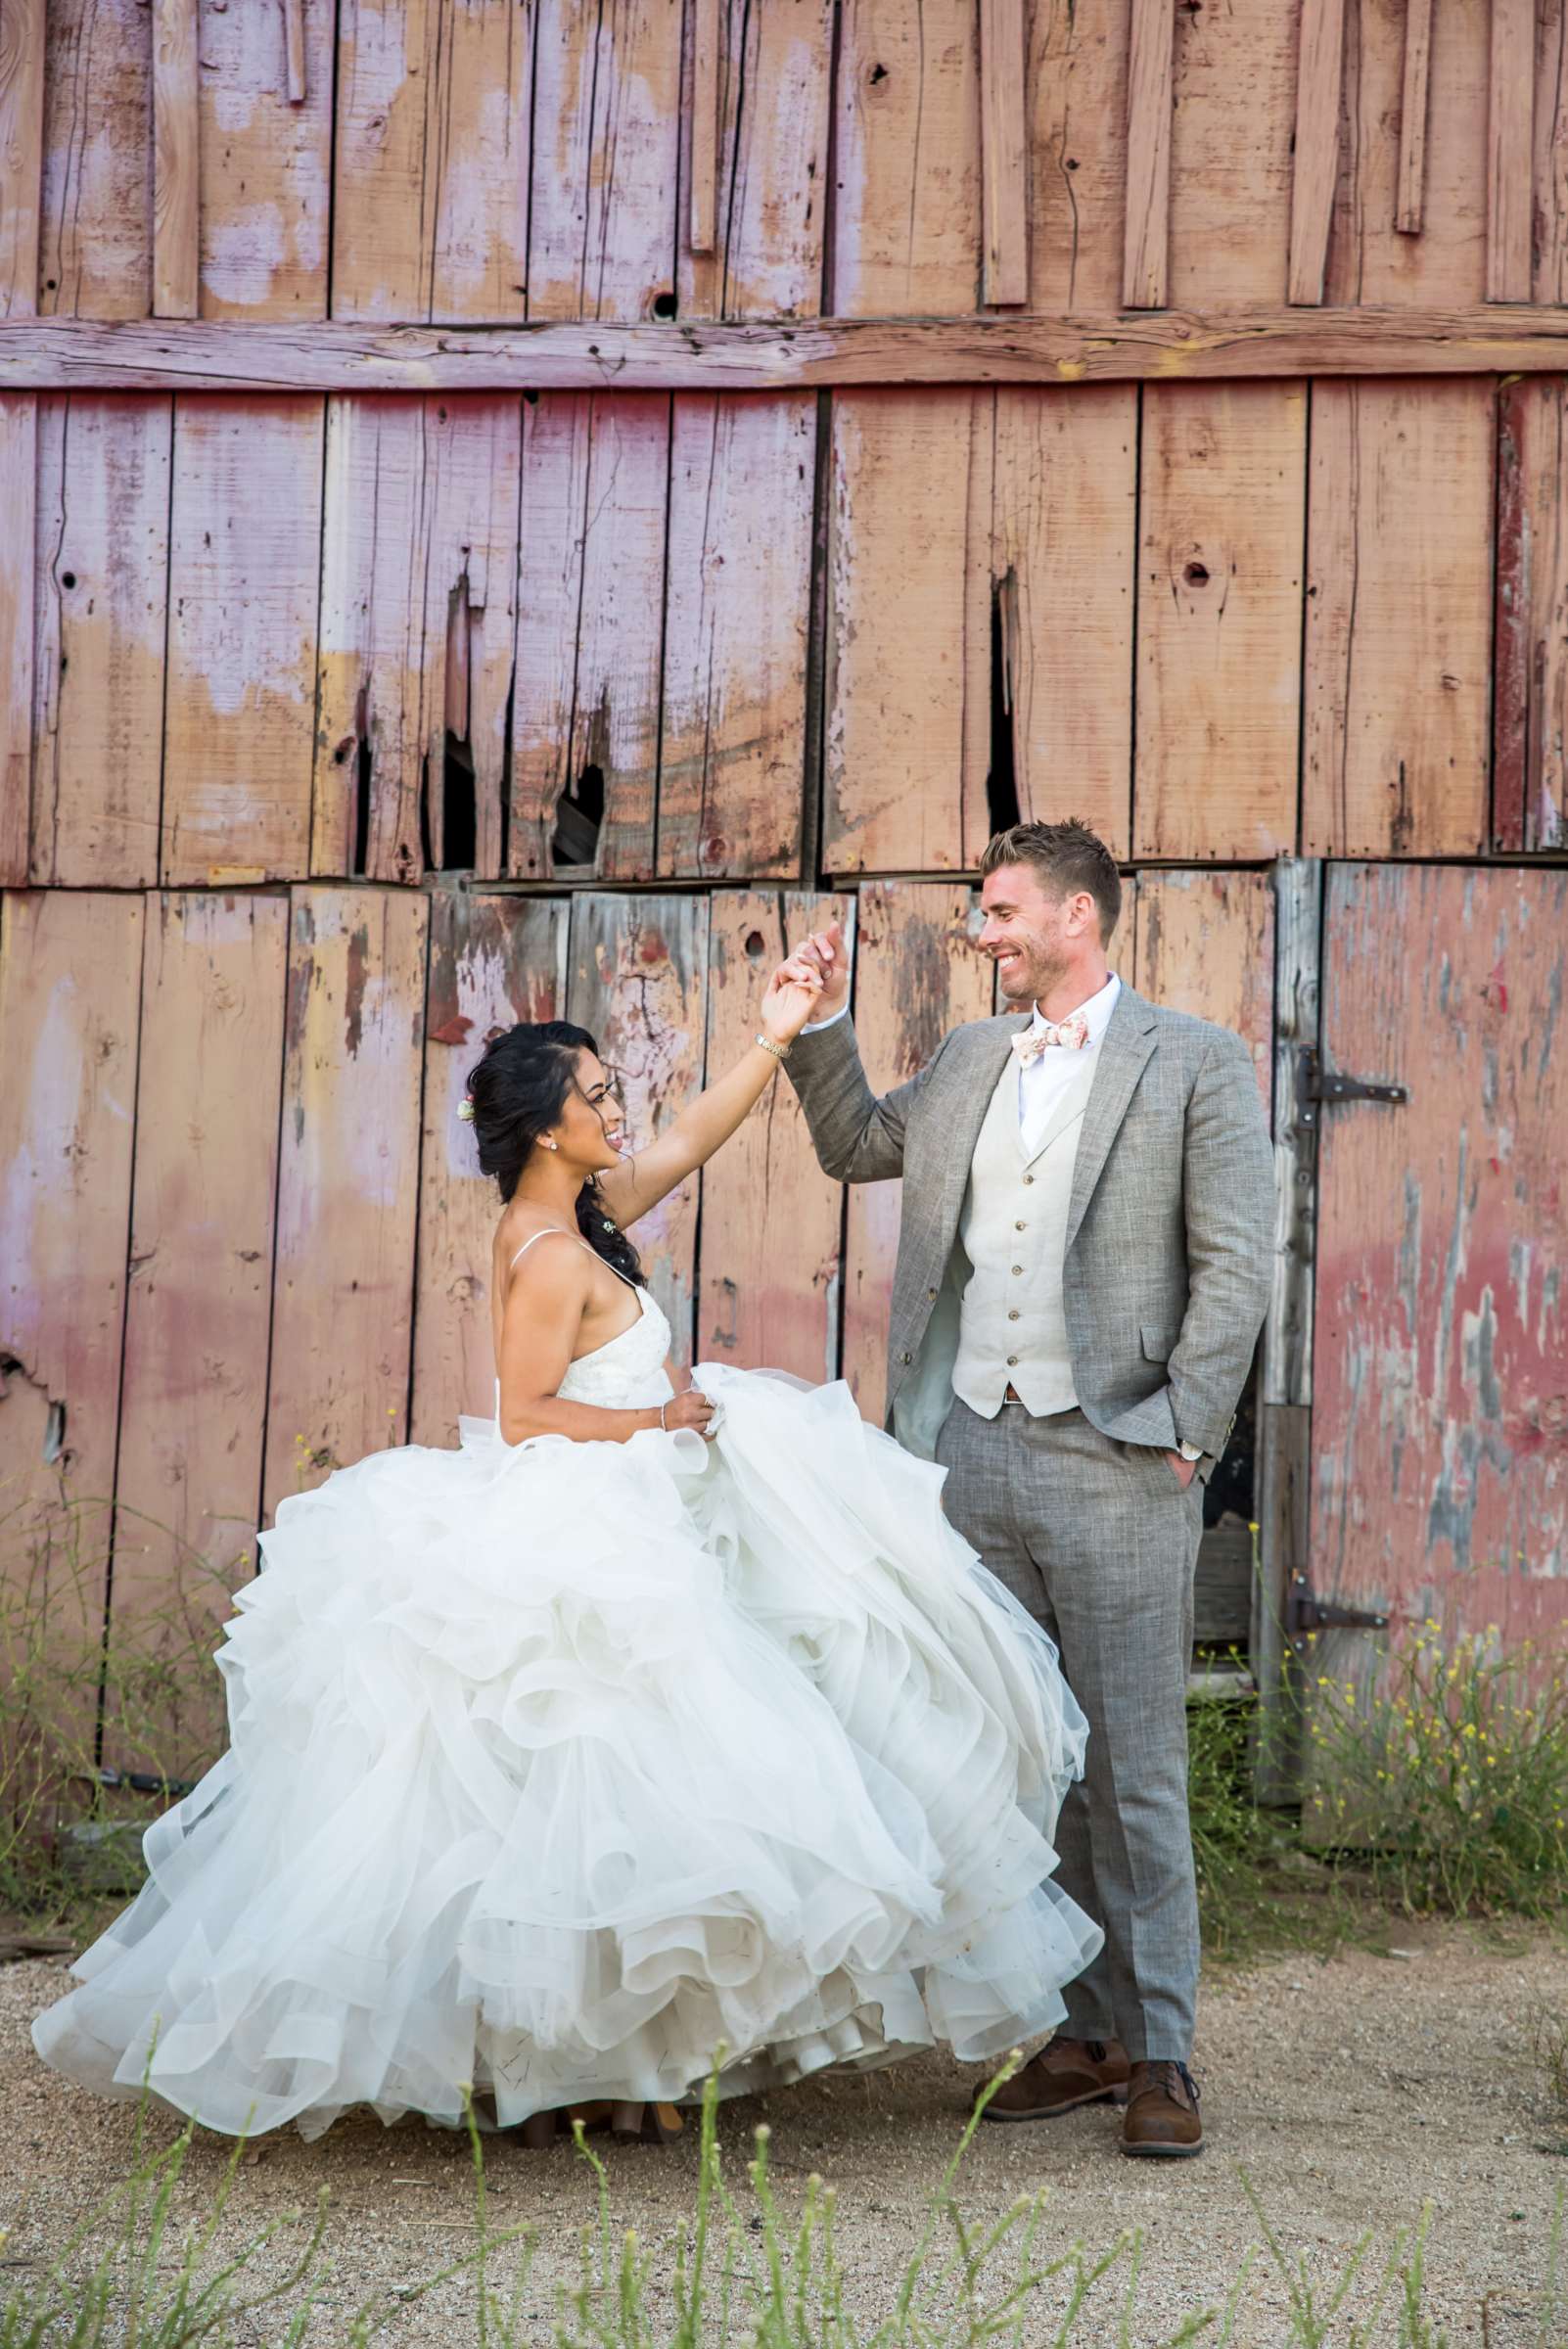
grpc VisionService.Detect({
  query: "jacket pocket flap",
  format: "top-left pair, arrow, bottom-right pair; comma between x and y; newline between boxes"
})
1140,1322 -> 1178,1362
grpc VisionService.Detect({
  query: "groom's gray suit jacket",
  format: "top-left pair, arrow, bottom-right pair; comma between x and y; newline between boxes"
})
789,985 -> 1275,1466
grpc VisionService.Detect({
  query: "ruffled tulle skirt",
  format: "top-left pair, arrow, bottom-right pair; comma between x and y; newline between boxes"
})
33,1365 -> 1101,2138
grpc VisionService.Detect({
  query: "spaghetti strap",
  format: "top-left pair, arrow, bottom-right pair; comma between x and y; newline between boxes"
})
506,1225 -> 639,1290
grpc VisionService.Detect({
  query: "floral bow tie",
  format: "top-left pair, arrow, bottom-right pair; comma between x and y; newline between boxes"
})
1011,1012 -> 1089,1064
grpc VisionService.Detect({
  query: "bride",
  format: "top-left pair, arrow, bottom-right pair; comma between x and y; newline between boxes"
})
33,957 -> 1100,2144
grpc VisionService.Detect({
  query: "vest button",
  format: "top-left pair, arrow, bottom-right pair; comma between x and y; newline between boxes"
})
1022,1174 -> 1034,1185
1008,1310 -> 1020,1321
1014,1220 -> 1026,1230
1011,1265 -> 1023,1275
1006,1355 -> 1019,1367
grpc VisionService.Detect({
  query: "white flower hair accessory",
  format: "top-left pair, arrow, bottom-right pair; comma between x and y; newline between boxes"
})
457,1092 -> 476,1123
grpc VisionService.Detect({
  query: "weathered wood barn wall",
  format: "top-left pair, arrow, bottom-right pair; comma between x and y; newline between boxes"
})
0,0 -> 1564,1795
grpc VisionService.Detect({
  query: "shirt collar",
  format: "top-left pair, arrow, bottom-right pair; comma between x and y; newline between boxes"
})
1029,971 -> 1121,1046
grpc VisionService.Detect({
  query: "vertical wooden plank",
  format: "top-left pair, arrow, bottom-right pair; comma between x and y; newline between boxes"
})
163,395 -> 325,884
260,887 -> 428,1522
0,890 -> 143,1559
153,0 -> 200,318
1134,383 -> 1306,862
1495,378 -> 1568,855
1305,379 -> 1493,857
0,397 -> 35,886
678,0 -> 835,320
1286,0 -> 1345,304
1027,0 -> 1128,314
824,390 -> 988,876
0,0 -> 45,316
31,394 -> 172,889
1308,867 -> 1568,1720
412,893 -> 570,1445
333,0 -> 532,321
1488,0 -> 1535,301
313,393 -> 522,884
1167,0 -> 1297,306
39,0 -> 153,320
986,385 -> 1136,865
529,0 -> 681,322
1122,0 -> 1173,308
1534,0 -> 1568,302
842,882 -> 994,1423
510,392 -> 669,882
831,0 -> 981,315
699,891 -> 853,1383
1133,869 -> 1274,1111
688,0 -> 720,255
565,894 -> 710,1368
1396,0 -> 1434,236
1325,0 -> 1488,306
658,394 -> 814,881
109,892 -> 287,1778
980,0 -> 1028,303
197,0 -> 334,318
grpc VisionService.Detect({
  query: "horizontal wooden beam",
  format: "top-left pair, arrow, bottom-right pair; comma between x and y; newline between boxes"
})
4,309 -> 1568,393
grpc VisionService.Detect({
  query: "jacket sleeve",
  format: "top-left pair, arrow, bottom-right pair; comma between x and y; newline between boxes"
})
783,1013 -> 946,1184
1169,1029 -> 1275,1458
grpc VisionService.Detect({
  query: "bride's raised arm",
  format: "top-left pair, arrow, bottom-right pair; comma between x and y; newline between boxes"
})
593,955 -> 824,1230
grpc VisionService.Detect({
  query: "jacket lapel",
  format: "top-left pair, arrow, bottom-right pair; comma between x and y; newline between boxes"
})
1064,985 -> 1158,1252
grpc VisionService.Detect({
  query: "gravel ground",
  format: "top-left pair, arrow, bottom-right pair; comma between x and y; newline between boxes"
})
2,1919 -> 1564,2344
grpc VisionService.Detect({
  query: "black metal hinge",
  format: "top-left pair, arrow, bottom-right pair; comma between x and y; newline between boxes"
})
1285,1570 -> 1390,1649
1296,1046 -> 1407,1128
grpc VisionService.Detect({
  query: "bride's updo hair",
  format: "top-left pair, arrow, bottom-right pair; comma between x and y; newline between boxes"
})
466,1022 -> 647,1289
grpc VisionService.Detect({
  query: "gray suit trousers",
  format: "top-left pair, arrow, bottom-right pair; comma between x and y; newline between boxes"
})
936,1396 -> 1202,2062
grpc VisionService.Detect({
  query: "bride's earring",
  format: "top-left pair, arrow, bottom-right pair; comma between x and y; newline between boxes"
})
541,1134 -> 559,1152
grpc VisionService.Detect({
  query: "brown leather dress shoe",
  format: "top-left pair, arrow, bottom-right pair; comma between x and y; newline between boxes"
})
1120,2059 -> 1204,2158
980,2036 -> 1130,2122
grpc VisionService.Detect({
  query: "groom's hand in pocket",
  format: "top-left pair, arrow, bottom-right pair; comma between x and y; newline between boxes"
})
1164,1451 -> 1199,1489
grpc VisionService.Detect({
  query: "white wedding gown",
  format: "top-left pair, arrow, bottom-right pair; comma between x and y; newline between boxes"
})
34,1260 -> 1100,2140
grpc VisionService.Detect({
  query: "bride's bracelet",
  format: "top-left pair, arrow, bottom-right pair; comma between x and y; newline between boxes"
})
658,1400 -> 669,1431
754,1032 -> 791,1062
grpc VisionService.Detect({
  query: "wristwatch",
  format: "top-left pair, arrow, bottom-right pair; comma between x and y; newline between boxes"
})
1176,1439 -> 1204,1463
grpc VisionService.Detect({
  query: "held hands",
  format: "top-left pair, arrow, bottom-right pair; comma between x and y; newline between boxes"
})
765,919 -> 851,1039
760,951 -> 825,1045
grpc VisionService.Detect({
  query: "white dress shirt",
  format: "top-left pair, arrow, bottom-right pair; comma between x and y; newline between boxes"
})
1014,974 -> 1121,1157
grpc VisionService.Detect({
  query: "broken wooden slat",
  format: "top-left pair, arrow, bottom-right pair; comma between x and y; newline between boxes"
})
109,891 -> 288,1779
31,393 -> 172,888
411,893 -> 570,1445
1494,377 -> 1568,854
698,891 -> 853,1383
260,886 -> 428,1523
1324,0 -> 1487,305
152,0 -> 200,320
1304,379 -> 1493,856
1286,0 -> 1345,304
1026,0 -> 1126,311
565,894 -> 710,1369
39,0 -> 152,319
1396,0 -> 1434,236
0,395 -> 35,884
0,889 -> 143,1593
0,0 -> 45,317
1122,0 -> 1174,308
979,0 -> 1028,304
1487,0 -> 1535,302
831,0 -> 982,314
1134,383 -> 1305,861
334,0 -> 531,321
510,392 -> 668,883
824,389 -> 986,875
658,393 -> 815,880
1307,865 -> 1568,1742
678,0 -> 836,320
24,307 -> 1568,391
841,883 -> 993,1426
162,396 -> 324,884
983,385 -> 1136,863
529,0 -> 680,322
197,0 -> 333,318
689,0 -> 719,256
1132,868 -> 1274,1110
313,392 -> 522,885
1168,0 -> 1297,305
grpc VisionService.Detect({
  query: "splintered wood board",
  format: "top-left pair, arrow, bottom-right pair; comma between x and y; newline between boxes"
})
195,0 -> 334,318
411,892 -> 571,1444
678,0 -> 835,319
260,886 -> 428,1523
831,0 -> 982,314
1322,0 -> 1488,307
1132,868 -> 1274,1111
842,882 -> 994,1424
1168,0 -> 1296,305
0,395 -> 34,883
529,0 -> 680,321
1495,376 -> 1568,852
1026,0 -> 1126,314
39,0 -> 152,320
698,890 -> 853,1383
0,0 -> 45,318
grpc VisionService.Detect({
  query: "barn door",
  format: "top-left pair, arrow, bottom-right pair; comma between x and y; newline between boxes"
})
1303,864 -> 1568,1779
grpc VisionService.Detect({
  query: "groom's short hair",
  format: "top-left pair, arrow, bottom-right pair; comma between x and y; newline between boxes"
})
979,820 -> 1123,945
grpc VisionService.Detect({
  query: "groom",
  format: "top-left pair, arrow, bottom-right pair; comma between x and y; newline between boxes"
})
777,820 -> 1274,2159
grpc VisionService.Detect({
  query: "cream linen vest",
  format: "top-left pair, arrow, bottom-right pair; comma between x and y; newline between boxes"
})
950,1053 -> 1098,1420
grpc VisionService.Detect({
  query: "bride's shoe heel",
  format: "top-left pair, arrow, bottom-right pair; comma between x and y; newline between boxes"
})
647,2102 -> 684,2143
609,2099 -> 684,2144
610,2100 -> 644,2139
521,2110 -> 557,2149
